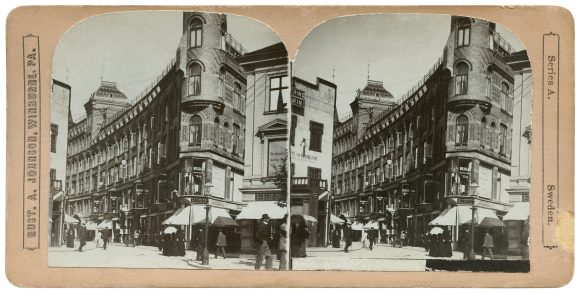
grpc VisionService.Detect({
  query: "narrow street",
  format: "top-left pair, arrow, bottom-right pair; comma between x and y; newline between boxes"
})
48,241 -> 280,270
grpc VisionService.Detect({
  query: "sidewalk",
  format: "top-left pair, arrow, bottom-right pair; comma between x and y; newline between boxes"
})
48,241 -> 280,270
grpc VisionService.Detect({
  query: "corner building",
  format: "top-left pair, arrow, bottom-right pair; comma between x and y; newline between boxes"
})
65,12 -> 248,250
332,17 -> 517,251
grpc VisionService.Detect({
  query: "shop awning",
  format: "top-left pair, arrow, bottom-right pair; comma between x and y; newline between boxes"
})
318,191 -> 329,201
351,221 -> 364,231
97,219 -> 113,229
459,207 -> 504,227
503,202 -> 530,221
162,205 -> 232,225
64,214 -> 79,224
236,201 -> 286,220
363,221 -> 379,229
330,214 -> 344,224
428,208 -> 456,226
85,221 -> 98,230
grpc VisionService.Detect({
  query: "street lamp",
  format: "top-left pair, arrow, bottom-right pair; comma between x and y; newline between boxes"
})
202,183 -> 213,266
468,183 -> 479,260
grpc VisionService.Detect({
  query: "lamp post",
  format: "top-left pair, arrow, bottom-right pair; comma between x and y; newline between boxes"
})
202,183 -> 213,265
468,183 -> 479,260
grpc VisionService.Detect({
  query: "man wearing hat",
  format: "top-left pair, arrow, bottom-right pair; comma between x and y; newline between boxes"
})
255,214 -> 273,270
343,221 -> 353,253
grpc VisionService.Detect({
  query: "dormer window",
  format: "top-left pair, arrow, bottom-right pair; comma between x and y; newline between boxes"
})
189,18 -> 203,48
457,18 -> 470,47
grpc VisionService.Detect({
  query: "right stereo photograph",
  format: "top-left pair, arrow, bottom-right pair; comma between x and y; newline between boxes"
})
289,13 -> 531,272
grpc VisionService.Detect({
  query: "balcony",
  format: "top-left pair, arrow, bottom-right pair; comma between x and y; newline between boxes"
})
221,30 -> 247,57
291,177 -> 327,192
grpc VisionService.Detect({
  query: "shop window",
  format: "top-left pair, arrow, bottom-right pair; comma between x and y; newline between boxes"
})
189,18 -> 202,48
449,158 -> 471,196
187,63 -> 202,96
455,115 -> 469,146
455,62 -> 469,95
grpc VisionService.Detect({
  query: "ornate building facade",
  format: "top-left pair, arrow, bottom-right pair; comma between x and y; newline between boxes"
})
65,12 -> 248,249
331,17 -> 517,250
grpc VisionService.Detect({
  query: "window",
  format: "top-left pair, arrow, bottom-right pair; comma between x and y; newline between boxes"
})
232,124 -> 240,154
457,18 -> 470,47
189,18 -> 202,48
269,76 -> 289,112
455,115 -> 469,146
187,63 -> 202,96
213,118 -> 220,145
309,121 -> 323,152
480,117 -> 487,147
234,83 -> 242,112
486,67 -> 493,97
501,82 -> 511,112
188,116 -> 202,146
455,62 -> 469,95
50,124 -> 58,153
499,124 -> 508,155
308,167 -> 322,179
218,67 -> 225,99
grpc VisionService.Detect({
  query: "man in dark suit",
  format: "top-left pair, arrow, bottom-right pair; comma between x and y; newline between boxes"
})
77,224 -> 87,252
254,214 -> 273,270
368,227 -> 377,250
343,222 -> 353,253
102,229 -> 109,250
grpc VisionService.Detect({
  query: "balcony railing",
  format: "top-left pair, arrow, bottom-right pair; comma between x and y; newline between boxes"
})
221,30 -> 248,57
292,177 -> 327,191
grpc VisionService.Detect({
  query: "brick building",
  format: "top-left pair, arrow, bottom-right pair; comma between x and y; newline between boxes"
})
64,12 -> 249,251
331,16 -> 518,250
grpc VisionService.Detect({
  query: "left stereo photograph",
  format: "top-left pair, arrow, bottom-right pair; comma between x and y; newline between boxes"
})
49,11 -> 291,270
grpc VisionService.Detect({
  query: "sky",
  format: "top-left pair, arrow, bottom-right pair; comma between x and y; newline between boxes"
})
53,11 -> 281,120
292,14 -> 526,117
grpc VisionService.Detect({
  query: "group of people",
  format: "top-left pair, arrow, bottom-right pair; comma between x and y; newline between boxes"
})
254,213 -> 288,270
160,229 -> 186,257
65,224 -> 110,252
426,229 -> 453,257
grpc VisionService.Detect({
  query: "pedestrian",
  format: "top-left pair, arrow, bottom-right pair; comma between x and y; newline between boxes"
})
169,233 -> 178,256
66,226 -> 75,248
423,231 -> 430,254
96,231 -> 102,248
156,233 -> 163,251
162,233 -> 171,256
343,222 -> 353,253
443,229 -> 453,257
368,227 -> 377,250
482,231 -> 494,260
215,229 -> 227,259
196,227 -> 206,261
78,224 -> 87,252
278,214 -> 288,270
177,229 -> 186,257
462,229 -> 471,259
254,214 -> 273,270
332,225 -> 341,248
102,229 -> 109,250
134,230 -> 140,246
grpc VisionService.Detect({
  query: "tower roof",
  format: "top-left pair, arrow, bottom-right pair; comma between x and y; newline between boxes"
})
89,81 -> 128,101
360,80 -> 394,100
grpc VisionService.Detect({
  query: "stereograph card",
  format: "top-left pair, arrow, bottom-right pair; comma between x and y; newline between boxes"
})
4,5 -> 575,287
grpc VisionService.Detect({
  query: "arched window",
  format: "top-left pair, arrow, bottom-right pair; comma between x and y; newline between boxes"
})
457,18 -> 470,47
187,63 -> 202,96
499,123 -> 508,155
490,122 -> 497,150
455,62 -> 469,95
455,115 -> 469,146
188,116 -> 202,146
232,123 -> 240,154
189,18 -> 202,48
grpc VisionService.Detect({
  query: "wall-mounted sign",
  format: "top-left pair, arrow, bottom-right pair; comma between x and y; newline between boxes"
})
268,140 -> 287,176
